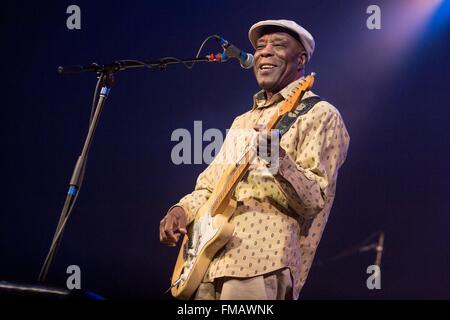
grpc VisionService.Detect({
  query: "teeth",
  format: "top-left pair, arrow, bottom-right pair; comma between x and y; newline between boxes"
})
260,65 -> 275,70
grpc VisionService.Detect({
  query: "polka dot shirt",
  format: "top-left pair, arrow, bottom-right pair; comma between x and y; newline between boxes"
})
172,78 -> 350,299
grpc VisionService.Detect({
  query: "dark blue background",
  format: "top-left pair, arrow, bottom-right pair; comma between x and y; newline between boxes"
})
0,0 -> 449,299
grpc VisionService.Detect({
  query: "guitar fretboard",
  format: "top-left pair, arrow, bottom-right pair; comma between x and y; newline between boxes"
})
209,74 -> 315,215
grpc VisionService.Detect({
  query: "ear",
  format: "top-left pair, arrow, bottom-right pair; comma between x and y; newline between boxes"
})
297,52 -> 308,71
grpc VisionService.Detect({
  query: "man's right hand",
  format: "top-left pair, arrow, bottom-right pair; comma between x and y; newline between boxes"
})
159,206 -> 187,247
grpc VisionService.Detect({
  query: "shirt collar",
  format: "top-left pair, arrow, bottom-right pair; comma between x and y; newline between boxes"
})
252,77 -> 306,110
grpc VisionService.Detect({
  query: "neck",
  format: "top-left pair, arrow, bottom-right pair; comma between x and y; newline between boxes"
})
264,73 -> 303,103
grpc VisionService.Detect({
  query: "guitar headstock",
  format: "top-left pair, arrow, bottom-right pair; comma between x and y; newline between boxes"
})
277,72 -> 316,116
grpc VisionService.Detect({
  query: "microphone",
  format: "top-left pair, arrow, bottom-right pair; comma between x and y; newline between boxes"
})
215,35 -> 255,69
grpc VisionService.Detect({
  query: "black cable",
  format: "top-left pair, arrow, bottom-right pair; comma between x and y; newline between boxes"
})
39,74 -> 105,282
119,34 -> 220,71
90,75 -> 103,125
186,34 -> 221,68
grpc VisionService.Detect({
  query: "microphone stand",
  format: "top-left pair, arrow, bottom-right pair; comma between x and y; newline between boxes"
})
38,55 -> 223,283
374,231 -> 384,267
313,231 -> 385,268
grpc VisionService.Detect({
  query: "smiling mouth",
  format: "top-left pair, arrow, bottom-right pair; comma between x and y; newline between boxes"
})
259,64 -> 277,71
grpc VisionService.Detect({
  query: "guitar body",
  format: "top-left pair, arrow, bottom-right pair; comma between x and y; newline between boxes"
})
170,195 -> 236,300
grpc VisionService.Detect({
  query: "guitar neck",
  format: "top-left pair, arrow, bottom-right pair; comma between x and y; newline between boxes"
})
209,74 -> 315,215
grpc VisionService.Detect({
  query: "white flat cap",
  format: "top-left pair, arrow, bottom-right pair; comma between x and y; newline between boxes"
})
248,19 -> 315,62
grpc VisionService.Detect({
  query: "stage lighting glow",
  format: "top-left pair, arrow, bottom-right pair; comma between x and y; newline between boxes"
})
382,0 -> 443,57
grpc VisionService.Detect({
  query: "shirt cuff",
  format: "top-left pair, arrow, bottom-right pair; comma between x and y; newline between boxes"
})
167,203 -> 195,226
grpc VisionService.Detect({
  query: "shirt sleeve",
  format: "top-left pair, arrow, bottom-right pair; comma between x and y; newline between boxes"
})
169,166 -> 216,226
170,115 -> 244,225
273,101 -> 350,219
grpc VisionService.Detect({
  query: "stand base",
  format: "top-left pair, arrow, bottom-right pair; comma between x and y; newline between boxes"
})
0,280 -> 104,301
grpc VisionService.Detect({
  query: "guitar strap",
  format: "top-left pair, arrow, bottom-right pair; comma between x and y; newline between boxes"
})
230,95 -> 322,215
275,95 -> 322,137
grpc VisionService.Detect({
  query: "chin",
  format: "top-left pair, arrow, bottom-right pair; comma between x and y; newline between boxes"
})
256,79 -> 275,90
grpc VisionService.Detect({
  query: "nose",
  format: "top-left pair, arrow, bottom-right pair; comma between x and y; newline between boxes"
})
257,44 -> 274,58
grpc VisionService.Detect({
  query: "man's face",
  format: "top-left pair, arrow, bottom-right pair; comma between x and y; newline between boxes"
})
253,32 -> 305,95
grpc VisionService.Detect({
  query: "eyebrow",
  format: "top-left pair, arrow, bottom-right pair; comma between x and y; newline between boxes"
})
256,37 -> 288,44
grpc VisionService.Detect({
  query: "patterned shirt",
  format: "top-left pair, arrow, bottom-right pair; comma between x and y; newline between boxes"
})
171,78 -> 350,299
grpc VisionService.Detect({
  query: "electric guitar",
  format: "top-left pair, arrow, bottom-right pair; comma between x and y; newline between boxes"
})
170,73 -> 316,299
